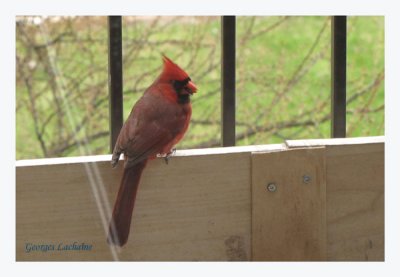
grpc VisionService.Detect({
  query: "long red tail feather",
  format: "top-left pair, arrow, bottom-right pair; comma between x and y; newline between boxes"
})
107,160 -> 147,246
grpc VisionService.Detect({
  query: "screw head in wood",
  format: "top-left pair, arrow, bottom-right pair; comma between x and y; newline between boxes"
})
303,175 -> 311,184
267,183 -> 277,192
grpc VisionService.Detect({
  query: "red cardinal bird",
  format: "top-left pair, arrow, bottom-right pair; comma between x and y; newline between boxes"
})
107,55 -> 197,246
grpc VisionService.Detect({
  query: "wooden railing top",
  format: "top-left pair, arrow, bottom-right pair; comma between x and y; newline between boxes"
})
16,136 -> 384,167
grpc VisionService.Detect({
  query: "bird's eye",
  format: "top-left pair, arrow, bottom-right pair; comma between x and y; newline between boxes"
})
172,77 -> 191,93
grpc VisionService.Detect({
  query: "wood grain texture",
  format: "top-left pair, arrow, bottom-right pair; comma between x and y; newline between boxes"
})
16,152 -> 253,261
326,143 -> 384,261
251,147 -> 327,261
16,138 -> 384,261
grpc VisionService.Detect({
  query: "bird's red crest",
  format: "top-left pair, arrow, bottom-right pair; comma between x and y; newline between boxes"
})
161,55 -> 190,81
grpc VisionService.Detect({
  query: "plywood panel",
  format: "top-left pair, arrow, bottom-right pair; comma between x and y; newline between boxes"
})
251,147 -> 327,261
16,151 -> 255,261
326,143 -> 384,261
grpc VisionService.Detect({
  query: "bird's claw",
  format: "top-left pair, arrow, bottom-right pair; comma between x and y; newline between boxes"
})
164,148 -> 176,165
111,158 -> 119,168
111,153 -> 121,168
111,160 -> 117,168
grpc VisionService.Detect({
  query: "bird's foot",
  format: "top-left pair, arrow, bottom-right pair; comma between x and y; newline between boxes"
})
111,153 -> 121,168
164,148 -> 176,165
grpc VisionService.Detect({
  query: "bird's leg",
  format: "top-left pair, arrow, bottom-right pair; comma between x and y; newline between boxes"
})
164,148 -> 177,165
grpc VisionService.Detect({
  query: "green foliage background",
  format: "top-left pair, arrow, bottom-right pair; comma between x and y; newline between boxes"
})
16,16 -> 384,160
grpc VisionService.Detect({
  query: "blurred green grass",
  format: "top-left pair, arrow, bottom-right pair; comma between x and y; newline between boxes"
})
16,16 -> 384,160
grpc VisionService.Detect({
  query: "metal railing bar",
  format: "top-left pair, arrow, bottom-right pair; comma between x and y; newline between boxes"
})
108,16 -> 124,152
221,16 -> 236,146
331,16 -> 347,138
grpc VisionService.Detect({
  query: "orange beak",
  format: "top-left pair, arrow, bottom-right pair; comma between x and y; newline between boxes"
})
187,81 -> 197,94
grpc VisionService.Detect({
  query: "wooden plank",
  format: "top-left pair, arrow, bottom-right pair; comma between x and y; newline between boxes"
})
325,143 -> 384,261
16,137 -> 384,261
286,136 -> 384,148
15,144 -> 284,166
16,151 -> 255,261
251,147 -> 327,261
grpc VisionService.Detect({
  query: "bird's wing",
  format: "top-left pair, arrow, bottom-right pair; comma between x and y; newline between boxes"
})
123,121 -> 174,168
114,93 -> 186,169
